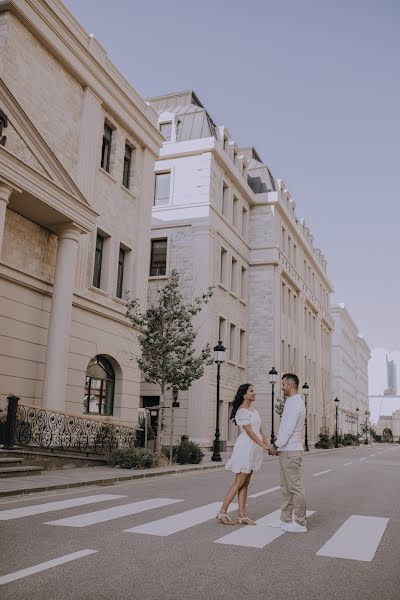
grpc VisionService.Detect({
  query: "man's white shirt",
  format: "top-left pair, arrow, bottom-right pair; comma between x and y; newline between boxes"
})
275,393 -> 306,451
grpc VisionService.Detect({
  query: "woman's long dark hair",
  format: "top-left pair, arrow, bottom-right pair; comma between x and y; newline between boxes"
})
229,383 -> 252,425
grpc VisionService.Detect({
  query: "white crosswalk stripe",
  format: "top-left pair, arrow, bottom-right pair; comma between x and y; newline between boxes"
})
125,502 -> 238,536
45,498 -> 183,527
215,510 -> 315,548
0,494 -> 126,521
316,515 -> 389,562
249,486 -> 280,498
0,550 -> 97,585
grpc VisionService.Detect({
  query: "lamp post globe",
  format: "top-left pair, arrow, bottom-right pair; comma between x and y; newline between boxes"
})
212,341 -> 226,462
334,397 -> 340,448
269,367 -> 278,444
302,383 -> 309,452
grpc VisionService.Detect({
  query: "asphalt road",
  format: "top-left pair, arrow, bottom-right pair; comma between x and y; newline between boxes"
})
0,444 -> 399,600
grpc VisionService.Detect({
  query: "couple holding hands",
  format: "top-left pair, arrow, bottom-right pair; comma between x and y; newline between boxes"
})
217,373 -> 307,533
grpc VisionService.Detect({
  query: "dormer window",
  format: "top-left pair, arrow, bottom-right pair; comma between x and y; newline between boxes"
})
160,121 -> 172,141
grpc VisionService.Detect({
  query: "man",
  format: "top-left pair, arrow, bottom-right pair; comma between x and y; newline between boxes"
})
270,373 -> 307,533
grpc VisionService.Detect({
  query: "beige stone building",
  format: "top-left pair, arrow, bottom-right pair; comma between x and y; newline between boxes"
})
331,304 -> 370,436
142,91 -> 334,449
0,0 -> 162,428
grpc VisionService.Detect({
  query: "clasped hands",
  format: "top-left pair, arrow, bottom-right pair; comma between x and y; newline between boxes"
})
261,439 -> 278,456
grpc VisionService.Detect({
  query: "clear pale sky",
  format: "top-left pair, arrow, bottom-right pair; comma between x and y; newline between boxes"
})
65,0 -> 400,350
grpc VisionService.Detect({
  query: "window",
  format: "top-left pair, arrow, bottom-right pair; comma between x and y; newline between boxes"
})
222,182 -> 230,218
160,121 -> 172,141
293,244 -> 297,268
288,289 -> 292,320
101,122 -> 112,172
93,233 -> 104,288
84,355 -> 115,416
239,329 -> 246,365
223,136 -> 229,152
282,282 -> 286,314
288,236 -> 292,261
122,143 -> 132,189
218,317 -> 227,346
233,149 -> 238,165
231,256 -> 239,294
282,227 -> 287,254
229,323 -> 237,362
233,195 -> 240,230
220,247 -> 228,286
116,246 -> 126,299
241,266 -> 247,300
154,172 -> 171,206
242,206 -> 248,238
150,239 -> 167,276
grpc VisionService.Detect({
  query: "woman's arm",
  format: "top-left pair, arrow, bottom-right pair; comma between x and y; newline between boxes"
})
260,426 -> 269,444
243,424 -> 270,450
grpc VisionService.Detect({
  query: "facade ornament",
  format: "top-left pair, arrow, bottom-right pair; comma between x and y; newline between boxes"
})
0,108 -> 8,146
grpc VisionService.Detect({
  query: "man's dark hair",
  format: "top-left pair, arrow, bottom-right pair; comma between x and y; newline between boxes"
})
282,373 -> 299,388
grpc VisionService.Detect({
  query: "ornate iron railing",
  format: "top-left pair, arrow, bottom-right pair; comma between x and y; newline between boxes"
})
9,403 -> 136,454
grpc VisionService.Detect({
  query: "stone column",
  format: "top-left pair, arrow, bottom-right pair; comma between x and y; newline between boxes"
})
0,184 -> 13,255
74,87 -> 102,290
42,225 -> 81,410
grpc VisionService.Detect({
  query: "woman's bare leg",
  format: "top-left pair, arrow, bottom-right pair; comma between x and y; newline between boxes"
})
221,473 -> 249,514
238,473 -> 252,517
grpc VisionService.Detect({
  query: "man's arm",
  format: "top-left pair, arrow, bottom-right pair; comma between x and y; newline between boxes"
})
274,398 -> 302,449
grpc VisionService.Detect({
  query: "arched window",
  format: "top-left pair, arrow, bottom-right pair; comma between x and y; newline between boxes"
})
84,356 -> 115,416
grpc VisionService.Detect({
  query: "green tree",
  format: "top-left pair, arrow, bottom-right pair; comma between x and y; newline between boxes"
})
126,269 -> 213,455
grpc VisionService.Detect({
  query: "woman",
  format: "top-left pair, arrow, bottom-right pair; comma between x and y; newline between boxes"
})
217,383 -> 270,525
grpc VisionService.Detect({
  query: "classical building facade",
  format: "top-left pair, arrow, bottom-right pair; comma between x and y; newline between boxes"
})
376,411 -> 400,443
0,0 -> 162,426
331,304 -> 370,435
141,91 -> 334,448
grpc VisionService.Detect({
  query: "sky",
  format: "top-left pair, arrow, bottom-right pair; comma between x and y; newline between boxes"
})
65,0 -> 400,351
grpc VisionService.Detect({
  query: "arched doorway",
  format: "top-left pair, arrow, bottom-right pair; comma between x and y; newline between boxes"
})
84,356 -> 115,416
382,428 -> 393,443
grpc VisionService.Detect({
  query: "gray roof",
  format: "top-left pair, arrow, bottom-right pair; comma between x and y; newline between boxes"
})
147,90 -> 216,142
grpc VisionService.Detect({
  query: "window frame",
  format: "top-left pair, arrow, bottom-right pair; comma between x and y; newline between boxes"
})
122,143 -> 132,189
154,171 -> 171,207
150,238 -> 168,277
101,122 -> 113,173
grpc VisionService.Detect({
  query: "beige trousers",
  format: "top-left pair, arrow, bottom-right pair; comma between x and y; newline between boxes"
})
278,451 -> 307,526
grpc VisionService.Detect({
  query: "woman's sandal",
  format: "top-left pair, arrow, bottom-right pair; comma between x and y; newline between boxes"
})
216,512 -> 235,525
237,516 -> 256,525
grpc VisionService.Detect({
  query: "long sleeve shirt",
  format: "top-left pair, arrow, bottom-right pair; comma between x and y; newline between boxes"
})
275,393 -> 306,451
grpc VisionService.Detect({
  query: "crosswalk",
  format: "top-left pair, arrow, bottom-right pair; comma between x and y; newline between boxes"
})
0,493 -> 390,565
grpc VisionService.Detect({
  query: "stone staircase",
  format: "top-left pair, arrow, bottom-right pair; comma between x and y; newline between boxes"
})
0,455 -> 42,478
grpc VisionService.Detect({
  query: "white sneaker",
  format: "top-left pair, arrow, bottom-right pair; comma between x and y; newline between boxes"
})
270,519 -> 292,528
281,521 -> 307,533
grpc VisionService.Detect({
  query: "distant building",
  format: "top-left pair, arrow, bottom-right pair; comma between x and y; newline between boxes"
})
384,355 -> 397,396
331,304 -> 370,435
376,410 -> 400,443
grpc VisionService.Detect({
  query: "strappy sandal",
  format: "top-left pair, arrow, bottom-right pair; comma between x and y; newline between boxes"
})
216,512 -> 235,525
237,516 -> 256,525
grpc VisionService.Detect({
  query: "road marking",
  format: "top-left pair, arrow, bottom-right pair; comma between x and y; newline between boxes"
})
215,510 -> 315,548
369,454 -> 376,457
316,515 -> 389,562
360,457 -> 367,461
249,486 -> 280,498
45,498 -> 182,527
313,470 -> 332,477
0,549 -> 97,585
0,494 -> 125,521
343,462 -> 353,466
125,502 -> 238,536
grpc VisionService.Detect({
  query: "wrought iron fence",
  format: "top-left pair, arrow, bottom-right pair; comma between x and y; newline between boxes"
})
1,397 -> 136,454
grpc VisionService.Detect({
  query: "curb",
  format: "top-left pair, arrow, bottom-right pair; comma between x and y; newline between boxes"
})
0,462 -> 226,498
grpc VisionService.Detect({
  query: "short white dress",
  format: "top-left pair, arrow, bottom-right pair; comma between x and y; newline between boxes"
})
225,408 -> 263,474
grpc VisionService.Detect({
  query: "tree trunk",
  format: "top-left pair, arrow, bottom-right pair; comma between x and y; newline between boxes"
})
156,385 -> 165,456
169,404 -> 175,465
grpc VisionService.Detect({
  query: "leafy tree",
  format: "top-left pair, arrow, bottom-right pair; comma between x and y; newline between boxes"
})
126,269 -> 213,455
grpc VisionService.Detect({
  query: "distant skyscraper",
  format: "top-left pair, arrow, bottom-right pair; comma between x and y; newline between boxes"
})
384,354 -> 397,395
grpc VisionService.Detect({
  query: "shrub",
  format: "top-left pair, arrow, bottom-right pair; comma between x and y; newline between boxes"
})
107,447 -> 157,469
343,433 -> 358,446
162,445 -> 178,462
176,440 -> 204,464
315,433 -> 334,449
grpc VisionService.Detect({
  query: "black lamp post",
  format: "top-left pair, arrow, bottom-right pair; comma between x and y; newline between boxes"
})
302,383 -> 309,451
212,341 -> 226,462
334,397 -> 340,448
356,407 -> 359,445
364,410 -> 369,445
269,367 -> 278,444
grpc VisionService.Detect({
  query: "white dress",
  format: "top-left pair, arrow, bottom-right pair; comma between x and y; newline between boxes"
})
225,408 -> 263,474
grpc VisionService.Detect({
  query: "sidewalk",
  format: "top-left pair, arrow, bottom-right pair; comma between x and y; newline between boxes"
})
0,445 -> 360,498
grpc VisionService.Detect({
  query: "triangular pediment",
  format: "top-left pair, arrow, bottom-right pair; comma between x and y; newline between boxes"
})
0,77 -> 91,208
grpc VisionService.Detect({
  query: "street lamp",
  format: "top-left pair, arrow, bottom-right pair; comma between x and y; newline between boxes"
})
356,407 -> 359,445
302,383 -> 309,452
364,410 -> 369,445
269,367 -> 278,444
334,397 -> 340,448
212,341 -> 226,462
